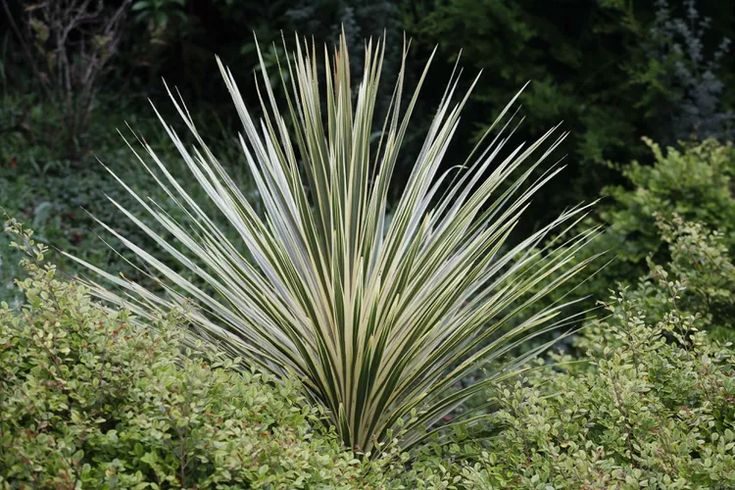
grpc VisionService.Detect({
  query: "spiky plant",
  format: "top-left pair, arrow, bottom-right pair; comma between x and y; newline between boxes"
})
67,34 -> 599,453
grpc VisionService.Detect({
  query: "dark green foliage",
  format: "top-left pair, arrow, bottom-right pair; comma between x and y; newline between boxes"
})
1,0 -> 134,160
0,162 -> 156,304
644,0 -> 733,143
0,108 -> 255,305
407,0 -> 734,221
3,0 -> 732,224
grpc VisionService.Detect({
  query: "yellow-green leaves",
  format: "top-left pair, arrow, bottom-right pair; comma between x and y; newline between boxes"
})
67,33 -> 597,452
0,256 -> 385,487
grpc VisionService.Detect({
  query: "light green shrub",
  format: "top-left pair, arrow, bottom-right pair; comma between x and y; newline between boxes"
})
465,218 -> 735,489
593,139 -> 735,291
558,138 -> 735,341
0,222 -> 398,489
630,216 -> 735,340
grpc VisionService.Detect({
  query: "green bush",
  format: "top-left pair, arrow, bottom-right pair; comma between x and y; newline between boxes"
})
601,138 -> 735,269
465,218 -> 735,488
631,217 -> 735,340
583,139 -> 735,337
0,224 -> 390,489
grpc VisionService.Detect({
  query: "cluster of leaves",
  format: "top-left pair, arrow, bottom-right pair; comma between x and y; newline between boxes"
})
601,139 -> 735,268
464,217 -> 735,488
634,217 -> 735,340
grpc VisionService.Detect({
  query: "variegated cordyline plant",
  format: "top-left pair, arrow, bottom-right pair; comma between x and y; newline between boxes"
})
66,34 -> 600,454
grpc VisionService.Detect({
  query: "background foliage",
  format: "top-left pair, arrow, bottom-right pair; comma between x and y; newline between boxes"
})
1,0 -> 733,262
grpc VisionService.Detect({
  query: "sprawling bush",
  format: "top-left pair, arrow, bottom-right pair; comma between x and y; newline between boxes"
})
0,223 -> 397,488
465,218 -> 735,488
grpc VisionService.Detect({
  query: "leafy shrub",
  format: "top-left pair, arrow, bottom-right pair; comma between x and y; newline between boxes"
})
0,222 -> 395,488
632,217 -> 735,340
582,139 -> 735,337
465,218 -> 735,488
602,138 -> 735,267
5,219 -> 732,488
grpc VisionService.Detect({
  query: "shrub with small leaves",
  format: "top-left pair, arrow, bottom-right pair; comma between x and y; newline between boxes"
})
631,216 -> 735,340
600,138 -> 735,278
571,138 -> 735,336
465,218 -> 735,488
0,221 -> 400,489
